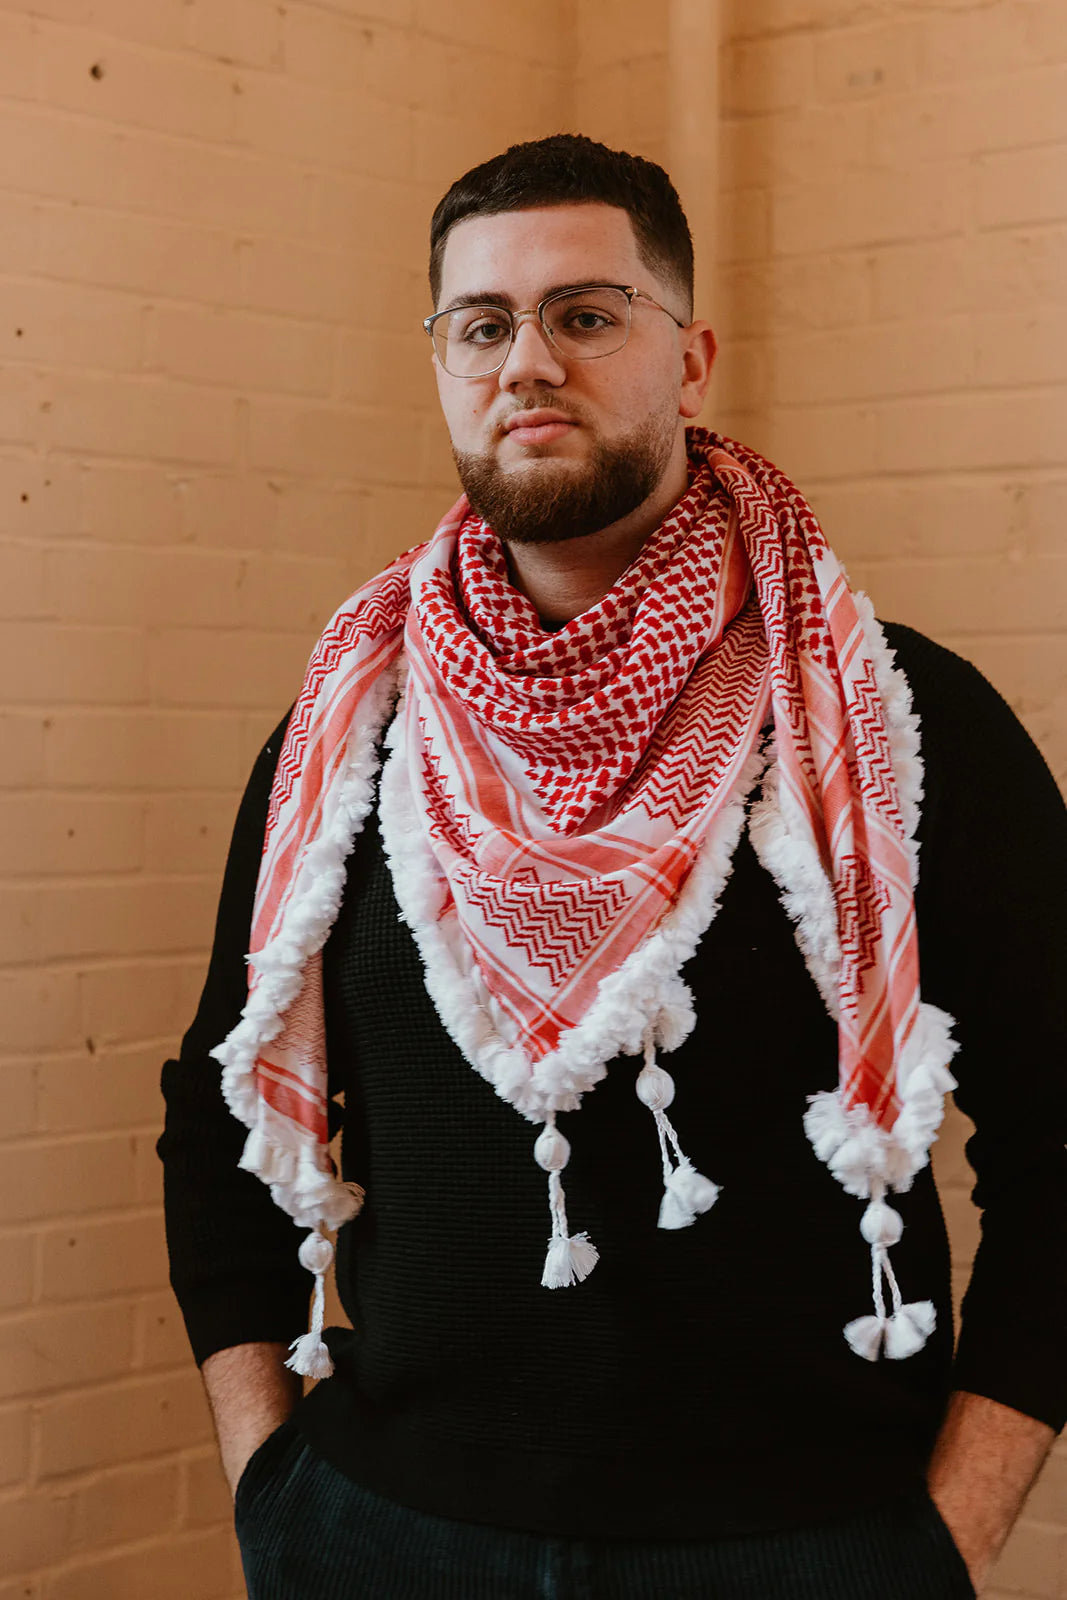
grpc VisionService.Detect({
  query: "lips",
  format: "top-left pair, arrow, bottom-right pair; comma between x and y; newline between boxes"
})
502,411 -> 578,447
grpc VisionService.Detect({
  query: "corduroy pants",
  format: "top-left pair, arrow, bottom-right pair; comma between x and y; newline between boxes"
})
235,1422 -> 976,1600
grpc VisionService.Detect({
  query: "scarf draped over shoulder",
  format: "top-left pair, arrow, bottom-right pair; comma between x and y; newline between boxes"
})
212,428 -> 957,1377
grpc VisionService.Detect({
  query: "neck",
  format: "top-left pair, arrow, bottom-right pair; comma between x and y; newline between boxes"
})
502,446 -> 690,625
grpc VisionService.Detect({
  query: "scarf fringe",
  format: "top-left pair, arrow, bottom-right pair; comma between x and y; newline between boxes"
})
211,663 -> 399,1229
802,997 -> 957,1199
747,743 -> 841,1018
750,592 -> 957,1196
379,715 -> 770,1121
235,1127 -> 365,1232
748,596 -> 956,1360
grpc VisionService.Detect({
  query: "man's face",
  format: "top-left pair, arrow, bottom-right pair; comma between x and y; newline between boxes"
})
432,203 -> 694,545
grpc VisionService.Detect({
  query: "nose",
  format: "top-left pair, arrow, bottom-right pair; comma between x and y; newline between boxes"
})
496,314 -> 567,391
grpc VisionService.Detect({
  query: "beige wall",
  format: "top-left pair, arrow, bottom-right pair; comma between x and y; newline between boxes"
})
717,5 -> 1067,1596
715,0 -> 1067,791
1,0 -> 1064,1595
0,2 -> 568,1593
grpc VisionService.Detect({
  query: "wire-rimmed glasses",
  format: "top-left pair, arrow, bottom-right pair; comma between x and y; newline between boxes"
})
424,283 -> 686,378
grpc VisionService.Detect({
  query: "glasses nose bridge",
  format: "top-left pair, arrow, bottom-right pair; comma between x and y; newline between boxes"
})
497,303 -> 563,376
510,304 -> 554,346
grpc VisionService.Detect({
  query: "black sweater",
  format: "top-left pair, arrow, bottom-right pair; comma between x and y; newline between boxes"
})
159,623 -> 1067,1540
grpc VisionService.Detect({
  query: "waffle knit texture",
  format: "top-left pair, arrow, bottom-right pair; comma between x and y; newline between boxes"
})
159,621 -> 1067,1538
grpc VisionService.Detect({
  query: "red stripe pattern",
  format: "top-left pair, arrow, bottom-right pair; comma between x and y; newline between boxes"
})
245,429 -> 923,1149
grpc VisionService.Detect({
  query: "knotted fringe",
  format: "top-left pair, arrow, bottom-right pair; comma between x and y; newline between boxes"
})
803,1002 -> 958,1201
534,1118 -> 598,1288
804,1070 -> 950,1360
211,667 -> 398,1368
286,1230 -> 336,1379
843,1184 -> 937,1361
235,1130 -> 365,1233
636,1035 -> 720,1230
214,663 -> 399,1207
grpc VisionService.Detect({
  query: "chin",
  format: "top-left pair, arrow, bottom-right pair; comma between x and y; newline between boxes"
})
454,417 -> 672,546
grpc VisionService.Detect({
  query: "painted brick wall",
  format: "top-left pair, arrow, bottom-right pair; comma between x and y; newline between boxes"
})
714,3 -> 1067,1597
572,3 -> 668,171
716,0 -> 1067,788
4,0 -> 1065,1595
0,2 -> 570,1593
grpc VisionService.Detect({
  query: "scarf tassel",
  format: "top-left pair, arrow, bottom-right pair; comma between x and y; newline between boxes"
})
534,1121 -> 599,1288
285,1229 -> 336,1380
843,1189 -> 936,1361
637,1042 -> 720,1230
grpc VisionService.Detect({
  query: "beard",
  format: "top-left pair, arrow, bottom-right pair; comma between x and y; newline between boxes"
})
452,407 -> 676,547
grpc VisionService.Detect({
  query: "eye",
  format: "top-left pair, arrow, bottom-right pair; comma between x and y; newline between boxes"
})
545,289 -> 629,344
563,307 -> 613,333
454,312 -> 511,346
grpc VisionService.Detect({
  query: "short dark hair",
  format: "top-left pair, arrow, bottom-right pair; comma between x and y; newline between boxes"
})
428,133 -> 694,318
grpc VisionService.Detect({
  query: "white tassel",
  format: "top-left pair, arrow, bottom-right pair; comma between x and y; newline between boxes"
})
844,1314 -> 887,1362
285,1229 -> 335,1379
534,1117 -> 598,1289
843,1185 -> 935,1363
885,1301 -> 936,1360
658,1162 -> 720,1230
637,1036 -> 720,1231
668,1161 -> 720,1215
658,1188 -> 697,1231
542,1230 -> 599,1289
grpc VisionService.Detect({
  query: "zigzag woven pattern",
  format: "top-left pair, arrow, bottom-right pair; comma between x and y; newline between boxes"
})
459,871 -> 631,989
241,428 -> 923,1146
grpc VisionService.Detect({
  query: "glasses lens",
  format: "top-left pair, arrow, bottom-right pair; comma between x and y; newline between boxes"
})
432,306 -> 513,376
543,287 -> 630,359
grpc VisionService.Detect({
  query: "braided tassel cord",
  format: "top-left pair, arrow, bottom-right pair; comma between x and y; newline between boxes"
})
534,1117 -> 598,1288
843,1184 -> 936,1361
637,1035 -> 720,1230
285,1229 -> 337,1379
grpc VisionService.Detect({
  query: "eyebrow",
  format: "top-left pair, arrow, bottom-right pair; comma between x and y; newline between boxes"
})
438,281 -> 621,313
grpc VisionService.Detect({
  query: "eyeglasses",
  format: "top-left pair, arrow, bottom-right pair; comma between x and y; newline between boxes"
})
423,283 -> 687,378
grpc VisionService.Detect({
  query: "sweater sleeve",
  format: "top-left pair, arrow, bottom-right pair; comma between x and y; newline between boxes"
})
157,710 -> 311,1367
885,623 -> 1067,1432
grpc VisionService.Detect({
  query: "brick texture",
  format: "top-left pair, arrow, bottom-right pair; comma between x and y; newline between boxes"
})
3,1 -> 1064,1597
714,4 -> 1067,1597
716,0 -> 1067,818
0,2 -> 569,1591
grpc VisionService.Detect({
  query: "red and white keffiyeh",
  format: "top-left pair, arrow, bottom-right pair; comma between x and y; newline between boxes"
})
213,429 -> 956,1378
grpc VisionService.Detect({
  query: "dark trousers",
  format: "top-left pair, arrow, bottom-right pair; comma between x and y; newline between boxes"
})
235,1421 -> 976,1600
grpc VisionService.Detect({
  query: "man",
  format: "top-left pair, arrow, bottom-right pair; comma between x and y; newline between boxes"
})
160,135 -> 1067,1599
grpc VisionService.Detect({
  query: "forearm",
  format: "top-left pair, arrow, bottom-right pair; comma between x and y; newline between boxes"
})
927,1389 -> 1055,1593
201,1341 -> 302,1496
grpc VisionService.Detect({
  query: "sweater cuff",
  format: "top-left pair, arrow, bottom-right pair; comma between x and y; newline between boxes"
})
175,1272 -> 312,1369
951,1323 -> 1067,1435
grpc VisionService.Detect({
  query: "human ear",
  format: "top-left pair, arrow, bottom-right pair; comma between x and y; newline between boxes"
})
678,323 -> 717,419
